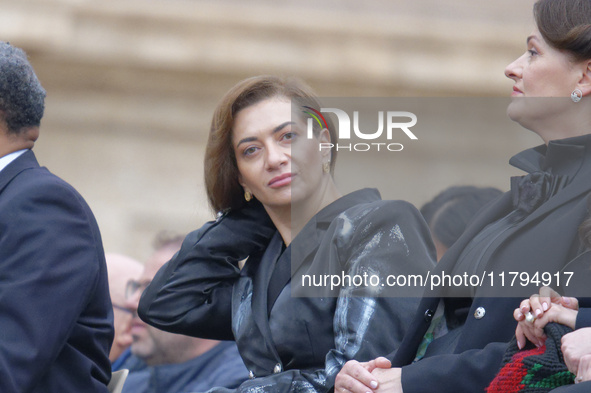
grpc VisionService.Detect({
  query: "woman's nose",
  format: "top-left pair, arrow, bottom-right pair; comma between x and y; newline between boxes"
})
505,54 -> 524,80
265,144 -> 288,169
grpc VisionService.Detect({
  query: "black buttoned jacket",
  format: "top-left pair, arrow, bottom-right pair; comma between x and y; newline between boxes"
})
391,135 -> 591,393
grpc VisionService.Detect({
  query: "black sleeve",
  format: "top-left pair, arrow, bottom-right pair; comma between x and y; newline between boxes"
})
401,341 -> 507,393
138,201 -> 275,340
576,308 -> 591,330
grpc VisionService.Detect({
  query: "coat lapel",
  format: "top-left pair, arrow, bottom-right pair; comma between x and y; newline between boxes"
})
515,164 -> 591,228
242,188 -> 382,374
290,214 -> 323,274
507,136 -> 591,233
249,233 -> 284,369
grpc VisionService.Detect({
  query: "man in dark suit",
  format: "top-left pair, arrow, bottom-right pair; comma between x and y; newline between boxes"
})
0,41 -> 113,392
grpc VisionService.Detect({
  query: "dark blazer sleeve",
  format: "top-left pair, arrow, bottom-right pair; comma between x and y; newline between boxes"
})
0,170 -> 111,392
401,342 -> 507,393
138,201 -> 275,340
576,309 -> 591,330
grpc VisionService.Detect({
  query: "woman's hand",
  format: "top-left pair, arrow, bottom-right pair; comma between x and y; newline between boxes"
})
562,328 -> 591,376
513,287 -> 578,349
372,367 -> 403,393
335,357 -> 391,393
574,355 -> 591,384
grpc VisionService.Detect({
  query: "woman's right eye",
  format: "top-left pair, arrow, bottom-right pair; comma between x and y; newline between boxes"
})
243,146 -> 259,157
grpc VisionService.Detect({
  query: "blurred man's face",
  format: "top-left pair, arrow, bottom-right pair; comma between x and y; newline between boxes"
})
124,246 -> 194,366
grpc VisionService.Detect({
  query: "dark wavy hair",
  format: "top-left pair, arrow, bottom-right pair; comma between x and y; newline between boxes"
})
421,186 -> 503,249
204,75 -> 336,213
0,42 -> 46,134
534,0 -> 591,62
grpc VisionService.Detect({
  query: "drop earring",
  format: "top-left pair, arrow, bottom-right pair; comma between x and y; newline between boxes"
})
244,190 -> 252,202
322,161 -> 330,174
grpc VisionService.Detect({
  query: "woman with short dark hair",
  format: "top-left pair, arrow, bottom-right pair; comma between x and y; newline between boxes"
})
138,75 -> 435,393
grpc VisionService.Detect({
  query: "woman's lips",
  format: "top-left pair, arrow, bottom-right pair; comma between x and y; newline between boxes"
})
511,86 -> 524,96
268,173 -> 292,188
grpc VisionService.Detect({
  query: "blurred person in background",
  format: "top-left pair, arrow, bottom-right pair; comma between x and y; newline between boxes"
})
123,232 -> 248,393
106,253 -> 143,370
420,185 -> 503,261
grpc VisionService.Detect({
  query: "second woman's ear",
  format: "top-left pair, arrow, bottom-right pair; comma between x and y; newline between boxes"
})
575,60 -> 591,97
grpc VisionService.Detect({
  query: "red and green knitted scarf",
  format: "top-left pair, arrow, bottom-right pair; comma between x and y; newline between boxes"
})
487,323 -> 575,393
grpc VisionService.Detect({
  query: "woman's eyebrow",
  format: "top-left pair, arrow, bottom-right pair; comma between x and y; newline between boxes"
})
236,136 -> 258,147
272,121 -> 295,134
236,121 -> 295,147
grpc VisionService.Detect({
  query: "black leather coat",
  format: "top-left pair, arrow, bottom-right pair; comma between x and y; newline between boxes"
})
139,188 -> 435,392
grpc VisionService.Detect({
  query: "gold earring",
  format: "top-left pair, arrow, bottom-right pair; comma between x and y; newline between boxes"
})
244,190 -> 252,202
323,161 -> 330,174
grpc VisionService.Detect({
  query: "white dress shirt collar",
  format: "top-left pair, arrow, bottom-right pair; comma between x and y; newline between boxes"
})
0,149 -> 28,174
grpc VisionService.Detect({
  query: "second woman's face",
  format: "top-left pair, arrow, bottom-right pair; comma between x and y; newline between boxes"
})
232,97 -> 327,210
504,29 -> 584,124
505,29 -> 581,98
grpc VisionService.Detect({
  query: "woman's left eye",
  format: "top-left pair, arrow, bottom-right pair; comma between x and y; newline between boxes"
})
528,49 -> 538,58
281,132 -> 296,142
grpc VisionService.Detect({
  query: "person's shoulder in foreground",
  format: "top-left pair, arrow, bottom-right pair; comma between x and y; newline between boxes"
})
0,40 -> 113,392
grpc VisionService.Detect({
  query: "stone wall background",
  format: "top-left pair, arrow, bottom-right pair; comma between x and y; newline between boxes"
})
1,0 -> 540,261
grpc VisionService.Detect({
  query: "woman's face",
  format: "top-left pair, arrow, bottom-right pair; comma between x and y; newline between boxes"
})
232,97 -> 329,210
504,29 -> 584,126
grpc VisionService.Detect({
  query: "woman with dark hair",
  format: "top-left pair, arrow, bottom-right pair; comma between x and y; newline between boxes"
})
138,75 -> 435,393
420,186 -> 503,261
336,0 -> 591,392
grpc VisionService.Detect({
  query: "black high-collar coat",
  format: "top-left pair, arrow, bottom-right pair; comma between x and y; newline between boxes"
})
393,135 -> 591,393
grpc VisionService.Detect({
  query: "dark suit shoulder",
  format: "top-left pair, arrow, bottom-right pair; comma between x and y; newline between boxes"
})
3,162 -> 97,222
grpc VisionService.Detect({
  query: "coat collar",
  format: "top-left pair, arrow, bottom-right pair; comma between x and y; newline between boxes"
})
509,133 -> 591,177
291,188 -> 381,272
0,150 -> 39,193
509,134 -> 591,226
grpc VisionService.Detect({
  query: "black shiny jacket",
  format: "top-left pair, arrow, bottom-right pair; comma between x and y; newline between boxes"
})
139,188 -> 435,393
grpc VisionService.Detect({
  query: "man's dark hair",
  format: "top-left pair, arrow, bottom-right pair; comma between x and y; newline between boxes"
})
0,42 -> 46,134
